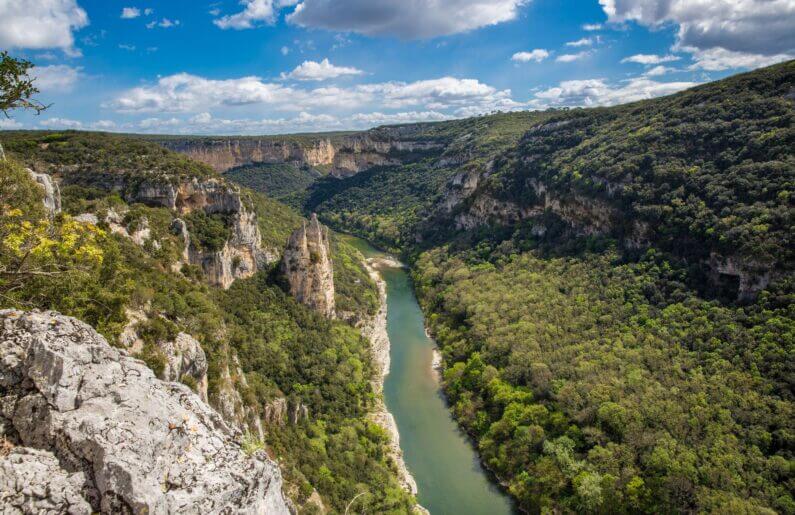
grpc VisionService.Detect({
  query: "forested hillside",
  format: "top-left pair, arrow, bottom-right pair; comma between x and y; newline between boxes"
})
303,61 -> 795,513
0,132 -> 411,513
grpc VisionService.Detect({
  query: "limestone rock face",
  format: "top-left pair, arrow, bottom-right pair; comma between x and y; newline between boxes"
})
263,397 -> 309,426
26,169 -> 61,215
214,356 -> 265,440
0,309 -> 289,515
157,126 -> 443,176
160,332 -> 209,403
129,178 -> 269,289
0,447 -> 92,515
281,214 -> 335,318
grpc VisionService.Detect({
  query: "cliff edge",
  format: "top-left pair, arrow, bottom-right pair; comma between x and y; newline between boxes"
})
0,309 -> 290,515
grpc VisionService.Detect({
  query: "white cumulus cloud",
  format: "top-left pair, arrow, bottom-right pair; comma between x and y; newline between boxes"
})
643,65 -> 675,76
621,54 -> 680,65
556,51 -> 591,63
511,49 -> 550,63
685,47 -> 795,71
600,0 -> 794,70
0,0 -> 88,55
39,117 -> 83,128
32,64 -> 82,91
108,73 -> 520,117
566,37 -> 593,47
121,7 -> 140,18
213,0 -> 297,29
107,73 -> 297,112
281,58 -> 364,81
350,111 -> 450,126
532,77 -> 698,107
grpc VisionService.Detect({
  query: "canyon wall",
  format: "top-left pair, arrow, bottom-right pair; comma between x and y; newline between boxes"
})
155,125 -> 444,177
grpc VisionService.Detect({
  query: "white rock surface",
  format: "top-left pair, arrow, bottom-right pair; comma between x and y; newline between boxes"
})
0,309 -> 289,515
26,169 -> 61,215
281,214 -> 336,318
0,447 -> 92,514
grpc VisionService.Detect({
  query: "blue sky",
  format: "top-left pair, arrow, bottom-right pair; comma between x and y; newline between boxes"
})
1,0 -> 793,134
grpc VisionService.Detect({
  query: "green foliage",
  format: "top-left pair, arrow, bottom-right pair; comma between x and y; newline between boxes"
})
0,143 -> 400,511
0,130 -> 215,181
0,160 -> 107,299
331,235 -> 379,316
242,431 -> 267,456
225,162 -> 321,200
137,342 -> 167,379
303,111 -> 555,251
414,245 -> 794,513
469,60 -> 795,275
0,51 -> 47,116
302,62 -> 795,513
183,210 -> 232,252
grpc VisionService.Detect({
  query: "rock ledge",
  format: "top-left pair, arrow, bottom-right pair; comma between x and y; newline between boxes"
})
0,309 -> 289,514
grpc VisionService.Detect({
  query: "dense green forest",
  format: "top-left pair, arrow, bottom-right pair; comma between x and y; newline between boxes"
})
2,60 -> 792,514
300,61 -> 795,513
225,162 -> 322,201
303,111 -> 555,251
0,134 -> 411,513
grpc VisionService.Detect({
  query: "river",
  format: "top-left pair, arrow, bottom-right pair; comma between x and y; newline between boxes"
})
346,236 -> 515,515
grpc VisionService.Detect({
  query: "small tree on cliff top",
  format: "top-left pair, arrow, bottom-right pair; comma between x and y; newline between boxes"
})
0,51 -> 49,161
0,51 -> 48,118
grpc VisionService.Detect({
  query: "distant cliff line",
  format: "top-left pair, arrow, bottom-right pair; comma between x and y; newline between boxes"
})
148,124 -> 445,177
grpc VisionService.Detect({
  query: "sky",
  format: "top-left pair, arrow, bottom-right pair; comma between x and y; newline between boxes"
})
1,0 -> 793,135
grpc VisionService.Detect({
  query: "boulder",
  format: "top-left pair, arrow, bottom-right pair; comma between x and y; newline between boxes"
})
0,309 -> 289,514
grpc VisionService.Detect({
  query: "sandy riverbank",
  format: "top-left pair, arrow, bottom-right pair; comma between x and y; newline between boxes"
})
361,257 -> 427,512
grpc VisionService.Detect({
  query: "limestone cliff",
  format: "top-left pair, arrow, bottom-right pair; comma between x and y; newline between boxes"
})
435,117 -> 773,301
214,355 -> 266,440
57,172 -> 269,289
0,309 -> 289,514
26,169 -> 61,215
281,214 -> 335,318
155,125 -> 443,177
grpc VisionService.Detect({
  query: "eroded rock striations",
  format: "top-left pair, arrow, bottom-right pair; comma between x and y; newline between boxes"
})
156,125 -> 443,177
0,309 -> 289,514
26,169 -> 61,215
128,178 -> 268,288
281,214 -> 335,318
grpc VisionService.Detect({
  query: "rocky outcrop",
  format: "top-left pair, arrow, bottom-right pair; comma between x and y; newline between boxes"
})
160,332 -> 209,403
360,256 -> 420,499
155,126 -> 444,177
126,178 -> 268,289
0,309 -> 289,514
104,209 -> 156,248
281,214 -> 335,318
262,397 -> 309,426
214,356 -> 265,440
26,169 -> 61,215
1,447 -> 93,514
179,207 -> 265,289
709,253 -> 772,302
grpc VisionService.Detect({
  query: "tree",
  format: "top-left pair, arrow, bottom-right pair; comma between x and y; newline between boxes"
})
0,52 -> 49,161
0,52 -> 47,117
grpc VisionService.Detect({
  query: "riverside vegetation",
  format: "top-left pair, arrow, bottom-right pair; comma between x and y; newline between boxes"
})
269,61 -> 792,513
0,57 -> 792,514
0,131 -> 412,513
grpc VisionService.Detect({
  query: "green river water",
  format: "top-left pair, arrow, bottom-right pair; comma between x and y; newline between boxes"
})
347,237 -> 515,515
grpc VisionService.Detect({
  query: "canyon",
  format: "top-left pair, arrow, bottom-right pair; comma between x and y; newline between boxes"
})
153,125 -> 444,177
